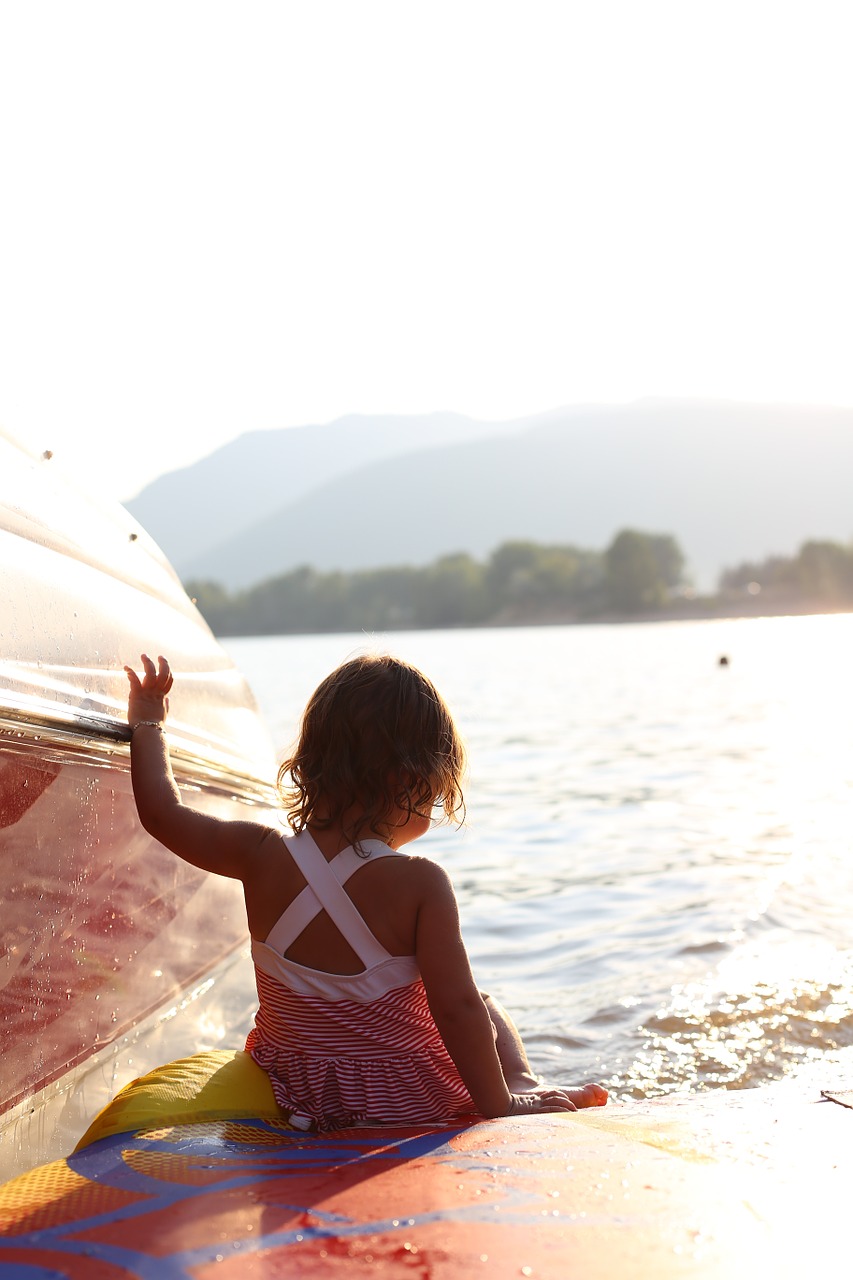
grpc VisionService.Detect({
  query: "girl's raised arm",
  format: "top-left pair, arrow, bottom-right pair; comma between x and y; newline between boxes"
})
124,654 -> 272,880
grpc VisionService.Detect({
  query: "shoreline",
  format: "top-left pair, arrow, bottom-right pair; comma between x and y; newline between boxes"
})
212,597 -> 853,640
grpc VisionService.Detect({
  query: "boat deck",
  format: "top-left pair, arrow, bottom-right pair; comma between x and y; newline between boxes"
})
1,1084 -> 849,1277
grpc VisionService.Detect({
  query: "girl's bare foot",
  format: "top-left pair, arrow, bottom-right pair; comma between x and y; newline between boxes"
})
566,1083 -> 608,1108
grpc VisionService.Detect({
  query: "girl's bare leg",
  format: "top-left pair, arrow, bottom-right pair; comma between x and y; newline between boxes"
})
482,992 -> 608,1108
482,993 -> 541,1090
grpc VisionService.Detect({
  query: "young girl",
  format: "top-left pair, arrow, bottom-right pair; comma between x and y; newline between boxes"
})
125,651 -> 607,1130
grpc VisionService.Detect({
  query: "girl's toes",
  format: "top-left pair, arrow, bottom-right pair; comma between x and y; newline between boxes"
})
570,1084 -> 609,1108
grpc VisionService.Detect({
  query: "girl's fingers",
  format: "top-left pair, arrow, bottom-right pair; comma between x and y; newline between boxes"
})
510,1091 -> 579,1116
542,1092 -> 578,1112
134,654 -> 173,690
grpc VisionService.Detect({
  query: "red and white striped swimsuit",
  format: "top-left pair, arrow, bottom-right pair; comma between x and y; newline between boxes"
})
245,830 -> 474,1131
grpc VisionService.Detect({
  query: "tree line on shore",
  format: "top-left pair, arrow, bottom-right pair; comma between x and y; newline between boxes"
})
719,539 -> 853,603
186,531 -> 853,637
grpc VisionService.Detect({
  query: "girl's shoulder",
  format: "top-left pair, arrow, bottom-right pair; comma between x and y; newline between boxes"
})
356,847 -> 449,887
390,851 -> 455,898
243,824 -> 299,881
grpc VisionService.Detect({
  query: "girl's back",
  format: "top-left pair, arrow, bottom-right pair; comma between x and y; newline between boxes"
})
242,827 -> 426,975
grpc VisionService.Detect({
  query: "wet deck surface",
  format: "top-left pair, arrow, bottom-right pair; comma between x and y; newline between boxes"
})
1,1085 -> 850,1277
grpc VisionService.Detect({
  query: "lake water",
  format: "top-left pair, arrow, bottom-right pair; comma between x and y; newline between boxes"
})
224,613 -> 853,1100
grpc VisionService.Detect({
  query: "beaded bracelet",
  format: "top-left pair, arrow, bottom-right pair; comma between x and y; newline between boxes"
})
131,721 -> 165,733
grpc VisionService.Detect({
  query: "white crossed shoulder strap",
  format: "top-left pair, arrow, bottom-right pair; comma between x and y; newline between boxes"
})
265,829 -> 398,967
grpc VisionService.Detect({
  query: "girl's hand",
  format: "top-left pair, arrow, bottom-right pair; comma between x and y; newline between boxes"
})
507,1089 -> 579,1115
124,653 -> 173,728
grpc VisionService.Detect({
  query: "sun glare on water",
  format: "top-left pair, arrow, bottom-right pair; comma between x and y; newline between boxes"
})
622,614 -> 853,1095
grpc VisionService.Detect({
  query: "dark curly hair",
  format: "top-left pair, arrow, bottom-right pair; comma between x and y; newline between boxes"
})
278,654 -> 466,852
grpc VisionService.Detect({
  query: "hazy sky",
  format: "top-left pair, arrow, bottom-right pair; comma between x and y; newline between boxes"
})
2,1 -> 851,501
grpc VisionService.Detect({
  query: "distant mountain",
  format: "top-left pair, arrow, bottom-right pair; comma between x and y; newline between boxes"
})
125,412 -> 517,571
126,400 -> 853,591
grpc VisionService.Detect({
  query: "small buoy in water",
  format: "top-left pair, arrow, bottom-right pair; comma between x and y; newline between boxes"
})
718,655 -> 730,667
